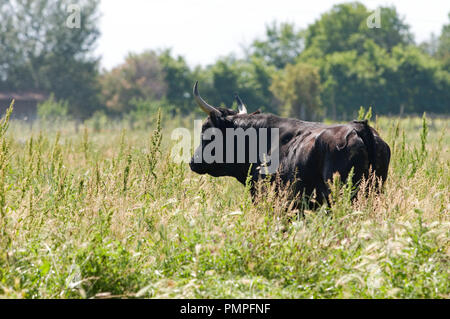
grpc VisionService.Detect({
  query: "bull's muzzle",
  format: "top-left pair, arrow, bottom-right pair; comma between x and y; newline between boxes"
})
189,154 -> 207,174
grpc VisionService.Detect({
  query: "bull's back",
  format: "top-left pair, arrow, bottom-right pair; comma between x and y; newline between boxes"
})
261,117 -> 390,203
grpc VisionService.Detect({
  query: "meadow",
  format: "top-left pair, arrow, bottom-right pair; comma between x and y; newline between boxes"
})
0,104 -> 448,298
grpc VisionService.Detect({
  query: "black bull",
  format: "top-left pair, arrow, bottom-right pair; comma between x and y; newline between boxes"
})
189,84 -> 391,207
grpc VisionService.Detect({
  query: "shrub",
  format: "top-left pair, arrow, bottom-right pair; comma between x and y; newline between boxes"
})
37,94 -> 69,121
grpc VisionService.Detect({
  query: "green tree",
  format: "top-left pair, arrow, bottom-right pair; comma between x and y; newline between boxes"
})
0,0 -> 101,119
317,50 -> 361,119
298,2 -> 448,117
419,33 -> 440,57
303,2 -> 413,58
206,56 -> 277,113
361,5 -> 413,52
436,13 -> 450,71
210,57 -> 241,106
270,62 -> 322,120
315,42 -> 450,117
392,45 -> 450,114
316,40 -> 398,118
101,49 -> 196,115
248,21 -> 304,69
158,49 -> 193,113
100,51 -> 167,113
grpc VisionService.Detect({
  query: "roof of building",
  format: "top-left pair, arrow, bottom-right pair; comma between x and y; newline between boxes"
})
0,92 -> 47,101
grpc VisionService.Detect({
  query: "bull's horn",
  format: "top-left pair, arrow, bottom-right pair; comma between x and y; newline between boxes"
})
193,81 -> 220,116
235,94 -> 248,114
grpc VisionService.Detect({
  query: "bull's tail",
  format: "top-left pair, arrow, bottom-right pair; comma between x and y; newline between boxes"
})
352,120 -> 376,173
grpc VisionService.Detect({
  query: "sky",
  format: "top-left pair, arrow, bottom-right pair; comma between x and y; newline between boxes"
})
95,0 -> 450,70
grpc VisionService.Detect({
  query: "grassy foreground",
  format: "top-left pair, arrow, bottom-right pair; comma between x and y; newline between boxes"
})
0,107 -> 448,298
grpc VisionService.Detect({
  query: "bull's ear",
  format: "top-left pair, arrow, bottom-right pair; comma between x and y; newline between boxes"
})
234,94 -> 248,114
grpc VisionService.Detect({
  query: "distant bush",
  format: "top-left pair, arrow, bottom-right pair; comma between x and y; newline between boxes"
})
85,110 -> 110,132
125,98 -> 172,129
100,51 -> 167,113
37,94 -> 69,121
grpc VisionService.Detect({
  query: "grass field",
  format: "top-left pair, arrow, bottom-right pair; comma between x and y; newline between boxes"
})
0,105 -> 448,298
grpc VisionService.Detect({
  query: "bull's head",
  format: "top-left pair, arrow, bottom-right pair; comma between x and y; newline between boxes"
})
189,81 -> 253,182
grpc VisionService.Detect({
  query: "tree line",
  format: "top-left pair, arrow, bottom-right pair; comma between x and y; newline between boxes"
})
0,1 -> 449,121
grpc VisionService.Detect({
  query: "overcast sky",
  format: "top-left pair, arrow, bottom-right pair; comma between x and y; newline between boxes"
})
95,0 -> 450,70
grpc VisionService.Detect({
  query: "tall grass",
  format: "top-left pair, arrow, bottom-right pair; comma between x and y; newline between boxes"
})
0,106 -> 448,298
